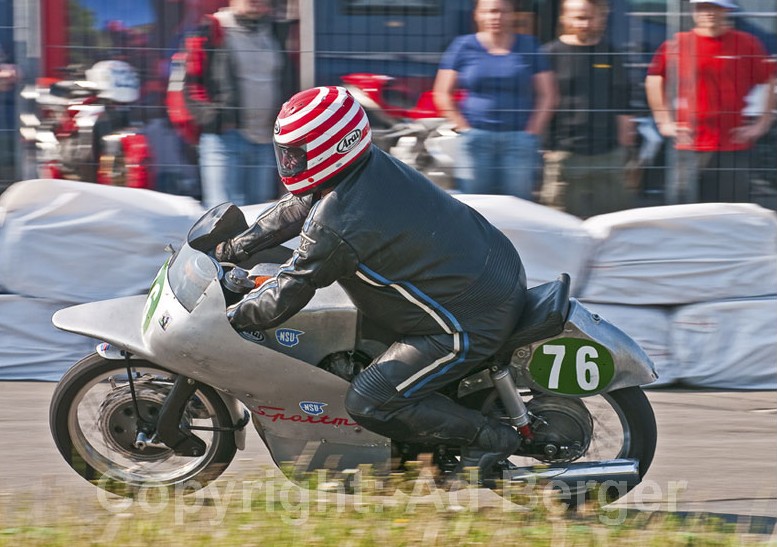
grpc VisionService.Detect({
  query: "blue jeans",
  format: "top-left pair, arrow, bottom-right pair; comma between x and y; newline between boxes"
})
666,146 -> 752,204
199,130 -> 279,208
455,128 -> 539,199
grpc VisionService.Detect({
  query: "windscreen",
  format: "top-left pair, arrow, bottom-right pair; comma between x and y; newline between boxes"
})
167,244 -> 220,312
187,203 -> 249,254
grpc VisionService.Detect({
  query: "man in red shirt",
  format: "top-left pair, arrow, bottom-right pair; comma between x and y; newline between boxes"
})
645,0 -> 776,203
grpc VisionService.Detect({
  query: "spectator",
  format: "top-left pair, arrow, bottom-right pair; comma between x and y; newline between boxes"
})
433,0 -> 556,199
184,0 -> 295,207
0,53 -> 14,92
540,0 -> 635,218
0,43 -> 17,190
645,0 -> 776,204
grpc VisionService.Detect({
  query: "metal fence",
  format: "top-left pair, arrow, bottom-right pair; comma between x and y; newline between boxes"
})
1,0 -> 775,213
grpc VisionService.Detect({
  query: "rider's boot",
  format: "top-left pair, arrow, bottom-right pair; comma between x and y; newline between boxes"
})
453,419 -> 521,486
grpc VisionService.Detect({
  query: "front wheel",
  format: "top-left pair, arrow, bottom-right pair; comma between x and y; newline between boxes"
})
50,353 -> 238,496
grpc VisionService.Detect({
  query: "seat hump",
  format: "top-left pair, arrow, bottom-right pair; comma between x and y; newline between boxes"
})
493,273 -> 571,363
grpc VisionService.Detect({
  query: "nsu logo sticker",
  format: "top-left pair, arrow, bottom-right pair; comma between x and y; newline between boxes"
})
299,401 -> 327,416
336,129 -> 361,154
275,328 -> 304,348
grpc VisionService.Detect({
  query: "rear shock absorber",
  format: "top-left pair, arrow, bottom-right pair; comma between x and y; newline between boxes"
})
490,367 -> 533,441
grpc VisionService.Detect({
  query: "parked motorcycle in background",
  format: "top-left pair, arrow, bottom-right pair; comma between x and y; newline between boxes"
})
342,73 -> 459,190
19,60 -> 151,189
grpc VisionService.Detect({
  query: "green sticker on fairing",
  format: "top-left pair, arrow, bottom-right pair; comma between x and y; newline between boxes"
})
142,259 -> 169,332
529,338 -> 615,394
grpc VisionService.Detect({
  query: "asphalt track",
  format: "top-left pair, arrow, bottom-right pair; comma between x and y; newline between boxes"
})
1,382 -> 775,529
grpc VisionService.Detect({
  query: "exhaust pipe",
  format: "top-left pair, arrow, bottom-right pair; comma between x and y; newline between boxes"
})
504,458 -> 641,494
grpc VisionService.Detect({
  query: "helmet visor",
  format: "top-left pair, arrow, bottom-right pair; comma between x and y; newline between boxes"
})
274,143 -> 307,178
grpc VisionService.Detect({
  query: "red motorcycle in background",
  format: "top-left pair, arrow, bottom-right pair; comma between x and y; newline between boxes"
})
19,60 -> 152,189
341,73 -> 461,190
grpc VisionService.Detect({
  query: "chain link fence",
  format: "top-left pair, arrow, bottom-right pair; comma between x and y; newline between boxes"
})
2,0 -> 775,212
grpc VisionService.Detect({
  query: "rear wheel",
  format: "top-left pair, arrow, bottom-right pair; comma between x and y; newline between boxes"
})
476,386 -> 656,504
517,388 -> 655,475
50,353 -> 237,496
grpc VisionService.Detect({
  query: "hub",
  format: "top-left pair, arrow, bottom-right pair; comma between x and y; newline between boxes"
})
518,396 -> 593,463
98,385 -> 176,461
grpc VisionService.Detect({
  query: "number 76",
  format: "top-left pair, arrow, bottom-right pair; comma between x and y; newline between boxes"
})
543,344 -> 600,391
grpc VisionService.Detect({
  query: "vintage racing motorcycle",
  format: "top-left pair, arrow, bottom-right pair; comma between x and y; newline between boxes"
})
19,60 -> 151,188
50,203 -> 658,503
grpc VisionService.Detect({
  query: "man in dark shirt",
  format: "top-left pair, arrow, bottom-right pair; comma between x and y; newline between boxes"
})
540,0 -> 635,218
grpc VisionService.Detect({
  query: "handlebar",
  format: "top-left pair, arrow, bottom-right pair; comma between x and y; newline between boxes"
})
221,265 -> 273,296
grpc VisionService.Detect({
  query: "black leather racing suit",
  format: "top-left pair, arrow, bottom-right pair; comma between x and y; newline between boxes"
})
223,146 -> 527,447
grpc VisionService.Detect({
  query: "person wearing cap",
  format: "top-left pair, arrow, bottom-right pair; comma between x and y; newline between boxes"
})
216,86 -> 529,483
645,0 -> 776,203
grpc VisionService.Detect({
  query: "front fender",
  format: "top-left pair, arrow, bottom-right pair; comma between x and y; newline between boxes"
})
52,295 -> 151,359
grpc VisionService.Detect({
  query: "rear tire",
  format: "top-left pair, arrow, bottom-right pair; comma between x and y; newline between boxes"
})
471,385 -> 656,505
50,353 -> 237,496
605,386 -> 657,478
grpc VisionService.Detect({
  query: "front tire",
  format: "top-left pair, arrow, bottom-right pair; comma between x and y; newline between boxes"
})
50,353 -> 237,496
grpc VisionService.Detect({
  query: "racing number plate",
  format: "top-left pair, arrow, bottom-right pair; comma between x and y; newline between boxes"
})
529,338 -> 615,395
142,259 -> 169,332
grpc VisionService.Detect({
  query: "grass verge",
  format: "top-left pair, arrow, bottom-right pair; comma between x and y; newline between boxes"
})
0,466 -> 770,546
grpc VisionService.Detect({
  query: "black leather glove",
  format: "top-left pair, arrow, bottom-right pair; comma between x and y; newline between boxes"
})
214,239 -> 250,263
214,194 -> 312,264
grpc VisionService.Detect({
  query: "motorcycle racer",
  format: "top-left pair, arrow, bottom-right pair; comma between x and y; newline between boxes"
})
216,86 -> 528,480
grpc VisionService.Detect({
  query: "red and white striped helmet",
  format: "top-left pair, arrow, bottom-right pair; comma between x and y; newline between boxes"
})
273,86 -> 372,195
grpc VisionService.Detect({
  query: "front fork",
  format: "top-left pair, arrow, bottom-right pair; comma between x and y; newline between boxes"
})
490,366 -> 534,441
123,359 -> 208,457
155,375 -> 208,457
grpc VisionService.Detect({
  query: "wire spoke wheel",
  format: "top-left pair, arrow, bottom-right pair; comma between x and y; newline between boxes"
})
477,386 -> 656,505
50,353 -> 237,496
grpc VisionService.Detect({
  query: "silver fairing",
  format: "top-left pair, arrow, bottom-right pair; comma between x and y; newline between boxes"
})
53,251 -> 390,474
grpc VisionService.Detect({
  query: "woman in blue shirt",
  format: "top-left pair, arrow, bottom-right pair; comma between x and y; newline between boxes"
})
433,0 -> 557,199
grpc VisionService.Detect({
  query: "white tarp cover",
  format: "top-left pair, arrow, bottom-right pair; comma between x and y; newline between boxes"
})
670,297 -> 777,389
581,203 -> 777,305
454,195 -> 596,294
0,179 -> 203,302
1,182 -> 775,388
0,294 -> 98,381
578,301 -> 676,387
